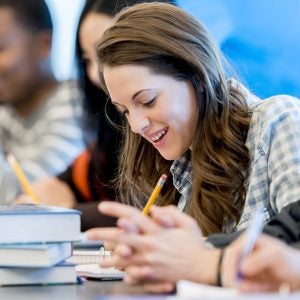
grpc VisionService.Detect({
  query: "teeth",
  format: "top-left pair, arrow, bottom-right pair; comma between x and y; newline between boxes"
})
151,129 -> 166,142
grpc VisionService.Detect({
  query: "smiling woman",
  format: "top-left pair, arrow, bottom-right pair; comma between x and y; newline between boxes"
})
96,2 -> 300,237
104,65 -> 198,160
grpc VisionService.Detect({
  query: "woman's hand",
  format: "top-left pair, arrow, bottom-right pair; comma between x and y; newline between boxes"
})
13,177 -> 76,207
14,194 -> 35,204
85,202 -> 163,270
223,234 -> 300,292
86,202 -> 220,286
85,203 -> 143,270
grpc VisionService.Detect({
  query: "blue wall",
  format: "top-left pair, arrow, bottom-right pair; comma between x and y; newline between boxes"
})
178,0 -> 300,98
48,0 -> 300,98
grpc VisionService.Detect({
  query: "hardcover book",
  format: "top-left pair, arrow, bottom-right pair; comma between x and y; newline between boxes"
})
0,242 -> 72,267
0,204 -> 81,244
0,262 -> 77,286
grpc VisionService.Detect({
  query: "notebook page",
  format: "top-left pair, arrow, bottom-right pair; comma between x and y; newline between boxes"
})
75,263 -> 125,280
176,280 -> 300,299
177,280 -> 236,299
68,250 -> 110,264
68,250 -> 125,280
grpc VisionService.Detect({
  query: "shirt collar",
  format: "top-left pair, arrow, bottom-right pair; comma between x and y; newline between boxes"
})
170,150 -> 192,193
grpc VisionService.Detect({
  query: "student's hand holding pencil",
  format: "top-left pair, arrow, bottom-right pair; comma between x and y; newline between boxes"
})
85,187 -> 174,271
14,193 -> 39,205
85,173 -> 180,260
84,173 -> 219,292
85,201 -> 219,293
88,174 -> 169,253
99,174 -> 168,252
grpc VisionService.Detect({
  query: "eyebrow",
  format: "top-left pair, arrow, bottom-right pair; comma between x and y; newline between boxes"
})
132,90 -> 145,100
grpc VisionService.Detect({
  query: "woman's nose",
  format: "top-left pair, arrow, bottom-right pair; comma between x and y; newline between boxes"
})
128,111 -> 150,134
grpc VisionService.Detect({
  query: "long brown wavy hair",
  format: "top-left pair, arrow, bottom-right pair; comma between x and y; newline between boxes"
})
96,3 -> 252,236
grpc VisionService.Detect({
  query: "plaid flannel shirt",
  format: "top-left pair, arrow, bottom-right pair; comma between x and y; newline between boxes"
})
170,95 -> 300,232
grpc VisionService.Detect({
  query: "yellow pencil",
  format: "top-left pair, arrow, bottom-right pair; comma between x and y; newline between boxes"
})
6,153 -> 40,204
142,174 -> 167,215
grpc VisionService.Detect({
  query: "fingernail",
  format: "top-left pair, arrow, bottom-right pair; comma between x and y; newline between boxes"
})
85,231 -> 96,240
98,202 -> 108,211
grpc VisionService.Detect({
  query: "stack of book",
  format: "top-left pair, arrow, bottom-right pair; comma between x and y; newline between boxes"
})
0,204 -> 81,286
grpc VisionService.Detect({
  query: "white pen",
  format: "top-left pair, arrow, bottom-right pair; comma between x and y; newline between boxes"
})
236,208 -> 265,283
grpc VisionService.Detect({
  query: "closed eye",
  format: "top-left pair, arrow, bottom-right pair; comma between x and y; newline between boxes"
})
143,97 -> 156,108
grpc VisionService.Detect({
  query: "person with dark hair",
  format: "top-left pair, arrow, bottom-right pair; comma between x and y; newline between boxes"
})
15,0 -> 177,230
0,0 -> 85,202
83,2 -> 300,291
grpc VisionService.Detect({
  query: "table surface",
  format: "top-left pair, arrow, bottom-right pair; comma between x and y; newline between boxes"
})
0,280 -> 172,300
2,279 -> 300,300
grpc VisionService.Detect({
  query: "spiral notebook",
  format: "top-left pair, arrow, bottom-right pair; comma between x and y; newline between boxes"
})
68,250 -> 125,280
75,263 -> 125,280
69,250 -> 109,264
